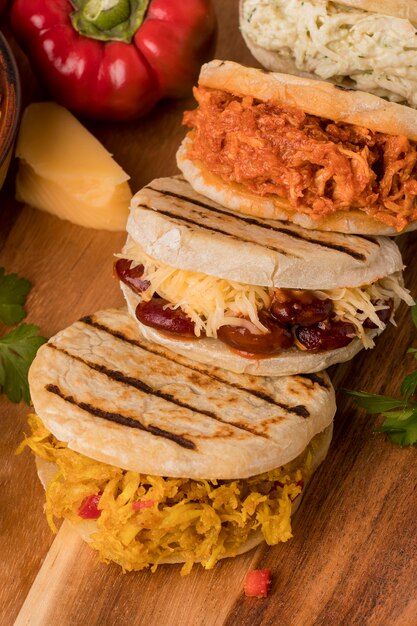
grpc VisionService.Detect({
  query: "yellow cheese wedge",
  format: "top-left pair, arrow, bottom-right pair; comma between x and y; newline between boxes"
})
15,102 -> 132,231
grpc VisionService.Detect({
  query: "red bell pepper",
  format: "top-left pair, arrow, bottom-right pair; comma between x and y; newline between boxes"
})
131,499 -> 154,510
243,569 -> 272,598
10,0 -> 216,120
78,493 -> 102,519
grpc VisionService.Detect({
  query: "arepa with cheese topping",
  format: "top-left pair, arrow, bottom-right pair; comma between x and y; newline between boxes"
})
117,176 -> 413,377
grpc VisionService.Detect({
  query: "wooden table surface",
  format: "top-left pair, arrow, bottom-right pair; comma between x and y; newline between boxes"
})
1,3 -> 416,625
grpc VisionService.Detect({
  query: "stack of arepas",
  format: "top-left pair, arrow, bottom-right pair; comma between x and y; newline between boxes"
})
23,51 -> 416,574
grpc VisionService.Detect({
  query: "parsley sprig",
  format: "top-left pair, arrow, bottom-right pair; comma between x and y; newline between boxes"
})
0,267 -> 32,325
0,268 -> 46,404
346,304 -> 417,446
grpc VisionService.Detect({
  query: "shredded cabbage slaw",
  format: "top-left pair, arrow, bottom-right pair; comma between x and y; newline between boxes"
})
242,0 -> 417,108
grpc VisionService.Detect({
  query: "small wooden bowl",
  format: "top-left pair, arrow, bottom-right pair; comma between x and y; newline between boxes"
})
0,31 -> 20,191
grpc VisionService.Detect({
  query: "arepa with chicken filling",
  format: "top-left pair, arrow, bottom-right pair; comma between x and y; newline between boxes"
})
23,308 -> 335,573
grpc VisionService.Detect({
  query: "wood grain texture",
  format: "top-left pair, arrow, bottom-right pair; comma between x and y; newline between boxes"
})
0,2 -> 416,625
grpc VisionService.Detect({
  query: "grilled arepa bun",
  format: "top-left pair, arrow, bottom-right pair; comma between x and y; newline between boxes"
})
117,176 -> 412,377
240,1 -> 417,108
24,308 -> 335,573
177,60 -> 417,235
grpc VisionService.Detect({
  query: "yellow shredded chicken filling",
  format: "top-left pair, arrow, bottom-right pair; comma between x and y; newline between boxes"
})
19,414 -> 313,575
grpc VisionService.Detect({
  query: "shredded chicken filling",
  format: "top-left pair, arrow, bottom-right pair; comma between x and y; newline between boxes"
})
184,88 -> 417,230
19,414 -> 314,575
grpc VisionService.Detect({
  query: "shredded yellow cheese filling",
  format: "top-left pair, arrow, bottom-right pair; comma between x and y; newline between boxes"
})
121,245 -> 413,349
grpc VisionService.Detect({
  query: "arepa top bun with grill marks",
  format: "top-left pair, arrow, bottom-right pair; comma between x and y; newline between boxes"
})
240,1 -> 417,108
117,176 -> 413,377
24,307 -> 335,573
177,60 -> 417,235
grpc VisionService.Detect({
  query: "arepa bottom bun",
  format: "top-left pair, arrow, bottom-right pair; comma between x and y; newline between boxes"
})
32,422 -> 332,574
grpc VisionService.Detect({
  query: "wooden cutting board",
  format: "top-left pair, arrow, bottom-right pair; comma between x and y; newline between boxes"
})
1,3 -> 416,625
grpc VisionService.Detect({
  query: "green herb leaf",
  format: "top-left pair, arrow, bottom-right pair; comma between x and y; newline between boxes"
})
346,388 -> 417,446
0,267 -> 32,325
0,324 -> 47,404
345,304 -> 417,446
400,370 -> 417,400
344,390 -> 415,413
376,410 -> 417,446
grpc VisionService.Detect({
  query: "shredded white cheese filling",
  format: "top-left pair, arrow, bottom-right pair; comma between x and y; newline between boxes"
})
120,244 -> 414,350
241,0 -> 417,108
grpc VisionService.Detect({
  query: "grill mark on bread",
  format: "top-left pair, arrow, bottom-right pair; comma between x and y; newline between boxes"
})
145,186 -> 375,260
136,202 -> 295,257
47,343 -> 271,439
288,405 -> 310,418
274,227 -> 367,261
147,185 -> 251,216
296,373 -> 329,389
80,315 -> 310,417
45,383 -> 196,450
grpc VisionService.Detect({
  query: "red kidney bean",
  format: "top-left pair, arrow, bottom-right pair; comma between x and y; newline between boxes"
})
217,311 -> 294,355
114,258 -> 150,294
135,297 -> 196,337
363,299 -> 393,329
271,289 -> 333,326
295,319 -> 356,351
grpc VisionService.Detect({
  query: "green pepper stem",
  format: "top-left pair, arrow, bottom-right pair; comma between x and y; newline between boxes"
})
83,0 -> 130,30
70,0 -> 150,43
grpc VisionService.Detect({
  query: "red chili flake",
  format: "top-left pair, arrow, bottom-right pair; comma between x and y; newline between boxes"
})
244,569 -> 272,598
78,493 -> 102,519
132,500 -> 154,511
